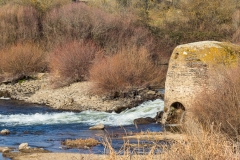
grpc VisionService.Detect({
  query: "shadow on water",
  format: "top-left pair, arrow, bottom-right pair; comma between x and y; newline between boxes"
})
0,99 -> 164,159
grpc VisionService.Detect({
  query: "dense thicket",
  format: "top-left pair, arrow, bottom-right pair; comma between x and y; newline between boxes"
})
0,0 -> 239,91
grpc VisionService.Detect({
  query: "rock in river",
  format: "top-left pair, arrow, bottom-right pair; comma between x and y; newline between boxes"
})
89,124 -> 105,130
19,143 -> 30,150
133,117 -> 156,125
0,129 -> 10,135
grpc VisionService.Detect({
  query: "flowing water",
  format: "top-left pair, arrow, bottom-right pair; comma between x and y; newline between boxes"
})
0,99 -> 164,159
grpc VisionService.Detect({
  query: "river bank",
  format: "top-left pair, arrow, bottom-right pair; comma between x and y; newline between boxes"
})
0,73 -> 163,113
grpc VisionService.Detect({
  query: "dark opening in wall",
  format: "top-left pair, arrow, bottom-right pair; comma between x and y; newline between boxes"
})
166,102 -> 185,124
171,102 -> 185,111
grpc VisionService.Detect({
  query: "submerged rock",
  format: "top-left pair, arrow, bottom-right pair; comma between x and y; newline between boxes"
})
133,111 -> 164,126
0,147 -> 12,153
0,129 -> 10,135
3,146 -> 49,159
154,111 -> 164,123
2,148 -> 11,153
133,117 -> 156,125
89,124 -> 105,130
0,91 -> 10,98
19,143 -> 30,150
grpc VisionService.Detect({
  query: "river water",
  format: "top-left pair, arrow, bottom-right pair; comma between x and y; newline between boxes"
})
0,99 -> 164,159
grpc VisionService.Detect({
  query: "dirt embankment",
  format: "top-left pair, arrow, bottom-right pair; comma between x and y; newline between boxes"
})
0,73 -> 163,112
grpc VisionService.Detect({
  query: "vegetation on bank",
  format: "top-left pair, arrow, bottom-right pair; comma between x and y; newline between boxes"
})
0,43 -> 47,81
0,3 -> 237,100
0,0 -> 239,92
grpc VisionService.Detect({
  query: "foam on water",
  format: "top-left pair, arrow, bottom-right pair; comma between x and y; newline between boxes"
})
0,99 -> 164,127
0,97 -> 10,100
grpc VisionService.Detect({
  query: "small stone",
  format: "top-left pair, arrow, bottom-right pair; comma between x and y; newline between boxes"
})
89,124 -> 104,130
84,146 -> 90,149
2,148 -> 10,153
135,95 -> 141,100
19,143 -> 30,150
147,90 -> 156,95
133,117 -> 156,125
0,129 -> 10,135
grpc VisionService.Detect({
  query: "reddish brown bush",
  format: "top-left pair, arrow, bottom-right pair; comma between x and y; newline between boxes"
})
0,43 -> 47,80
90,47 -> 164,94
43,3 -> 159,56
50,41 -> 101,87
0,4 -> 39,49
43,3 -> 94,49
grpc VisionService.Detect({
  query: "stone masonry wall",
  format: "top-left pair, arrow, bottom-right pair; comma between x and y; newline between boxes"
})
161,41 -> 240,124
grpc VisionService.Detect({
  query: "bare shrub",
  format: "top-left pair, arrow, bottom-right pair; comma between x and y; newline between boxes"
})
191,66 -> 240,140
49,41 -> 101,87
43,3 -> 94,49
90,47 -> 164,94
0,4 -> 39,49
43,3 -> 158,56
0,43 -> 47,80
17,0 -> 71,14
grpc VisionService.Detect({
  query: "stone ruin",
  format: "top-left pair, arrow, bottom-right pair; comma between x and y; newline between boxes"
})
161,41 -> 240,124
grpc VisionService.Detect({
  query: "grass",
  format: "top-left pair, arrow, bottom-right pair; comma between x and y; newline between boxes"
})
191,66 -> 240,140
100,120 -> 238,160
159,120 -> 237,160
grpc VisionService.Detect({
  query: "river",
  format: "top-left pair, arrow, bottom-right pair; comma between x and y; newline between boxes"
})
0,98 -> 164,159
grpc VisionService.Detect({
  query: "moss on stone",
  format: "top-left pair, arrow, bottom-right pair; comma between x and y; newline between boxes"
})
172,41 -> 240,67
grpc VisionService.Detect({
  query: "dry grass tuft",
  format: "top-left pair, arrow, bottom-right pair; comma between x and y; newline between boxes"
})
160,119 -> 238,160
191,66 -> 240,140
62,138 -> 99,149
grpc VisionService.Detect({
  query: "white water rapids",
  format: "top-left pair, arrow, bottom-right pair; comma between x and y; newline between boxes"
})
0,99 -> 164,127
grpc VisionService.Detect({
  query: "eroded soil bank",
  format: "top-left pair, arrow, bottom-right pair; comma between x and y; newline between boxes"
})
0,74 -> 163,112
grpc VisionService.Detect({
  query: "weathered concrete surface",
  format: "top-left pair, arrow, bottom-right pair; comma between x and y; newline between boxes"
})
162,41 -> 240,124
